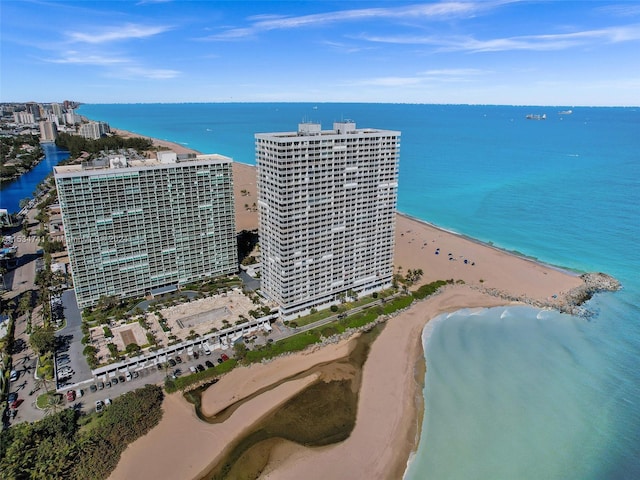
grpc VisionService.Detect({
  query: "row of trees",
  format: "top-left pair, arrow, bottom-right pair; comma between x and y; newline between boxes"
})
55,133 -> 153,158
0,384 -> 164,479
0,133 -> 44,183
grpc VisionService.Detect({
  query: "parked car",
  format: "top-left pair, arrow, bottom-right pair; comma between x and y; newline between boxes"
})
202,343 -> 211,355
125,372 -> 132,381
168,359 -> 176,367
221,354 -> 229,362
118,375 -> 126,383
90,384 -> 98,393
104,398 -> 112,406
9,370 -> 18,381
196,364 -> 205,372
95,400 -> 104,413
105,381 -> 112,388
75,389 -> 84,398
112,378 -> 118,385
205,360 -> 214,369
189,366 -> 197,374
175,356 -> 182,364
98,381 -> 104,390
132,371 -> 139,379
172,369 -> 182,378
66,390 -> 76,402
7,392 -> 18,405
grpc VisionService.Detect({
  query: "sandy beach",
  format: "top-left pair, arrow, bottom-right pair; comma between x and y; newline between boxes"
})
108,130 -> 585,480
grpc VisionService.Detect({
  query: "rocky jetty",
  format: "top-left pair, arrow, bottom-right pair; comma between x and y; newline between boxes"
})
559,272 -> 622,314
475,272 -> 621,316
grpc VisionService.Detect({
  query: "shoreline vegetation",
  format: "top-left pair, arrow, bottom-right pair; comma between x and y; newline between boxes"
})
0,133 -> 45,185
0,385 -> 165,479
98,127 -> 620,480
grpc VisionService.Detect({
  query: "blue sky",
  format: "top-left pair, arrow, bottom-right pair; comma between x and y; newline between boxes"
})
1,1 -> 639,106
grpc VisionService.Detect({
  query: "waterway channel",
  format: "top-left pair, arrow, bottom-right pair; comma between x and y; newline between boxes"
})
0,143 -> 70,213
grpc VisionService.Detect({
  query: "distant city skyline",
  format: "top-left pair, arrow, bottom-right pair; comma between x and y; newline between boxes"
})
1,1 -> 639,106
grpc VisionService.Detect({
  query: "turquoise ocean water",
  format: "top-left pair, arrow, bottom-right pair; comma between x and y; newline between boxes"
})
78,103 -> 639,479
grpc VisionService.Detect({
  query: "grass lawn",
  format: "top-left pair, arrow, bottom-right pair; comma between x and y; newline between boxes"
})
36,391 -> 62,409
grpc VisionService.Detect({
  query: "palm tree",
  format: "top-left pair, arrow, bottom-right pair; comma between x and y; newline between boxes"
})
33,375 -> 51,395
43,393 -> 63,416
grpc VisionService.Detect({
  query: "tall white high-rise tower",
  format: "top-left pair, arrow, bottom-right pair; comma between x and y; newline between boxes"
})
256,121 -> 400,319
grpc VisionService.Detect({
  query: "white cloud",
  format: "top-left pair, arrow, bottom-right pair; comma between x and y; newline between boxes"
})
201,1 -> 502,40
43,51 -> 179,80
596,4 -> 640,18
351,76 -> 425,87
136,0 -> 173,5
360,24 -> 640,52
68,24 -> 172,44
134,68 -> 180,79
420,68 -> 489,76
44,52 -> 129,65
320,40 -> 372,54
352,68 -> 490,88
114,67 -> 181,80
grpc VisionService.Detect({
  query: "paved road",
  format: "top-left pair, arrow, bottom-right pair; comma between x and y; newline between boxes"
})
4,211 -> 49,425
239,270 -> 260,292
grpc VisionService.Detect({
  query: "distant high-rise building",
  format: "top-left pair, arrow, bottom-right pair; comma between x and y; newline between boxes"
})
256,121 -> 400,319
39,120 -> 58,142
78,121 -> 110,139
54,152 -> 238,308
51,103 -> 63,117
26,102 -> 41,120
64,110 -> 81,125
13,111 -> 35,124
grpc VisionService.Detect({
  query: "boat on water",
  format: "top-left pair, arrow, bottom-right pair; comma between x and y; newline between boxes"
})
526,113 -> 546,120
558,109 -> 573,115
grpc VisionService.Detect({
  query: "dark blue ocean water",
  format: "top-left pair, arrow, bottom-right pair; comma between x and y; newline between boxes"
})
78,103 -> 640,479
0,143 -> 70,213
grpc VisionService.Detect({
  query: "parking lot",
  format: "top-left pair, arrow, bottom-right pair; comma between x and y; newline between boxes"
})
54,290 -> 93,391
59,341 -> 235,414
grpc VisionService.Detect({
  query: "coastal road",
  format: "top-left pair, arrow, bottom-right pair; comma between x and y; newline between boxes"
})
3,210 -> 47,425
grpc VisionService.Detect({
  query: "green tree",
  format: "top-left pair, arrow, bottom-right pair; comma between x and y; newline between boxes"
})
96,295 -> 120,311
17,291 -> 33,318
107,343 -> 119,360
32,375 -> 52,395
30,325 -> 56,355
233,342 -> 248,363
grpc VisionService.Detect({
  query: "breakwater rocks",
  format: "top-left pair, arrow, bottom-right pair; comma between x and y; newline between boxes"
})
560,273 -> 622,313
477,272 -> 621,316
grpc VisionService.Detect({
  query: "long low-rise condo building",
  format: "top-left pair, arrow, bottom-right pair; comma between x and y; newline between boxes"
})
54,151 -> 238,308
